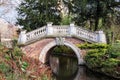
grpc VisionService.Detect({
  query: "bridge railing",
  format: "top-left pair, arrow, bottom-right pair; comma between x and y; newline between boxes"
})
18,23 -> 106,45
76,27 -> 97,42
52,26 -> 69,36
26,26 -> 46,42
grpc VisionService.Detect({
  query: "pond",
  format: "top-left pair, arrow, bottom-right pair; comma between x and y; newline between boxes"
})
49,54 -> 117,80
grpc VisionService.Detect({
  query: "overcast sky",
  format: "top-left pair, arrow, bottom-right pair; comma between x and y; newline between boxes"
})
0,0 -> 21,24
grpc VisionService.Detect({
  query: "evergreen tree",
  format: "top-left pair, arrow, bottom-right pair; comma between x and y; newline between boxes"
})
17,0 -> 61,31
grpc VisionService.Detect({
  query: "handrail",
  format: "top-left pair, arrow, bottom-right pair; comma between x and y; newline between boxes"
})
76,27 -> 97,42
18,24 -> 106,44
26,26 -> 46,42
52,26 -> 69,36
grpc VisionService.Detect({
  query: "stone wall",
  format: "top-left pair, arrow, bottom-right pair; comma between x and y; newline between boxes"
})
0,18 -> 18,48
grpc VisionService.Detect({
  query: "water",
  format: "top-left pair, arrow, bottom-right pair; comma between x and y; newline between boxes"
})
49,54 -> 117,80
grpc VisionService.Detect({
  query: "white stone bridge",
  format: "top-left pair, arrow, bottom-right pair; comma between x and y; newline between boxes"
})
18,22 -> 106,65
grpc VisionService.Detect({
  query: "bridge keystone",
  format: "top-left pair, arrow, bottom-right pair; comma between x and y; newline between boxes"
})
56,37 -> 65,45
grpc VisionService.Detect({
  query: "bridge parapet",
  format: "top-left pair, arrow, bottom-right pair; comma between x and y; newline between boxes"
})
76,27 -> 97,42
26,26 -> 46,42
18,23 -> 106,45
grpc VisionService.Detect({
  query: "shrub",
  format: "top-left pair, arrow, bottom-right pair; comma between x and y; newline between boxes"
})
0,62 -> 12,76
21,61 -> 29,72
87,49 -> 107,54
82,43 -> 120,78
101,58 -> 120,74
107,43 -> 120,58
102,58 -> 120,68
77,43 -> 108,49
52,46 -> 74,54
85,49 -> 107,69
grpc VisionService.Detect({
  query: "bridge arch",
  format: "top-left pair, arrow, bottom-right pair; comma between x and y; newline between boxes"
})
39,40 -> 85,65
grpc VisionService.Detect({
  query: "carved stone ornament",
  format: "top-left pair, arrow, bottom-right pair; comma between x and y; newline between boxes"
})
56,37 -> 65,45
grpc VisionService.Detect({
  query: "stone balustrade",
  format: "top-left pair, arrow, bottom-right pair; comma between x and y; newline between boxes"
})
26,26 -> 46,42
52,26 -> 69,36
18,23 -> 106,45
76,27 -> 97,42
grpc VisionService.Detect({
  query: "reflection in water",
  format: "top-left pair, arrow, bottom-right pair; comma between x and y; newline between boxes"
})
49,54 -> 117,80
50,54 -> 78,80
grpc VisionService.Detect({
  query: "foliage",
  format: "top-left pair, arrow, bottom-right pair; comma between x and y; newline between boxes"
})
0,62 -> 12,76
77,43 -> 108,49
101,58 -> 120,76
41,75 -> 49,80
83,43 -> 120,78
60,15 -> 72,25
116,40 -> 120,43
0,41 -> 53,80
21,61 -> 29,72
52,46 -> 74,54
64,0 -> 120,31
63,0 -> 120,43
0,41 -> 26,79
102,58 -> 120,68
107,43 -> 120,58
17,0 -> 61,31
85,49 -> 107,68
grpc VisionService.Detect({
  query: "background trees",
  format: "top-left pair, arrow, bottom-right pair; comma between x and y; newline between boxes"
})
17,0 -> 120,43
17,0 -> 61,31
63,0 -> 120,43
64,0 -> 120,30
17,0 -> 120,31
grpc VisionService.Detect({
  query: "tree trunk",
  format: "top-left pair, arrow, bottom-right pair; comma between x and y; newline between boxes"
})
95,17 -> 99,31
89,21 -> 92,30
94,0 -> 100,31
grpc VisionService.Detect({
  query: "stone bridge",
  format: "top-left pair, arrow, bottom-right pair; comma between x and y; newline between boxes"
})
18,22 -> 106,65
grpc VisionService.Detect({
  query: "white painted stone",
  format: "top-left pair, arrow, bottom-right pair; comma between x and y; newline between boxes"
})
69,23 -> 76,35
18,23 -> 107,45
56,37 -> 65,45
47,22 -> 53,27
18,30 -> 27,45
96,31 -> 106,43
39,40 -> 85,65
46,22 -> 53,35
39,40 -> 56,63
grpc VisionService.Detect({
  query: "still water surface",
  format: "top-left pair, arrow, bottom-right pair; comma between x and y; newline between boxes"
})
49,54 -> 117,80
